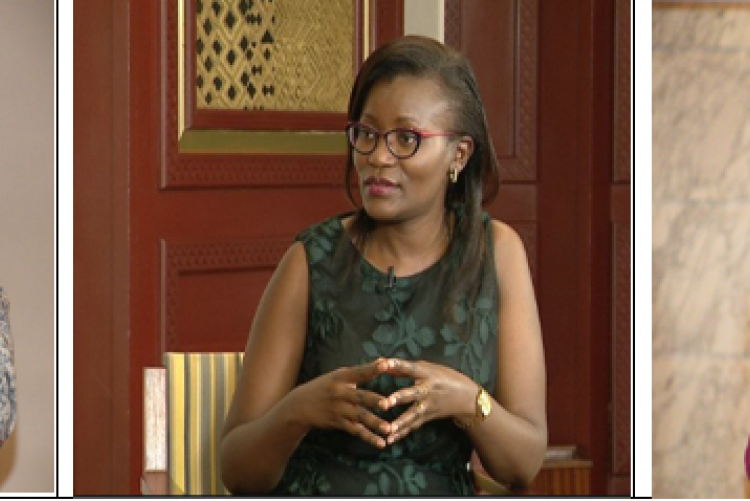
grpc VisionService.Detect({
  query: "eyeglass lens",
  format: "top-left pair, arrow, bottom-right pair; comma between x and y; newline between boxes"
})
348,124 -> 420,159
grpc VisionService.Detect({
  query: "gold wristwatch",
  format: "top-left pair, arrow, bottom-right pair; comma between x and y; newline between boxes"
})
454,386 -> 492,429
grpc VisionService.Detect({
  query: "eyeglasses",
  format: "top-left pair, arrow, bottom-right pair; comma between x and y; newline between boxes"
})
345,121 -> 458,160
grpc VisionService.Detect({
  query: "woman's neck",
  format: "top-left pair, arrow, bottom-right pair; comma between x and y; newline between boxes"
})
363,210 -> 452,277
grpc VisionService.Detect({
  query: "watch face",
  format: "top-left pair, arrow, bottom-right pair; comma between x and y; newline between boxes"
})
478,389 -> 492,417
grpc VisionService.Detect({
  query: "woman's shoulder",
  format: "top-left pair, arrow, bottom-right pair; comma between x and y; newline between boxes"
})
488,218 -> 520,243
293,212 -> 356,268
487,217 -> 529,268
295,212 -> 353,240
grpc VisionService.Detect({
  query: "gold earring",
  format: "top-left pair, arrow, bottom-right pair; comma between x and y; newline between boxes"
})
449,166 -> 459,184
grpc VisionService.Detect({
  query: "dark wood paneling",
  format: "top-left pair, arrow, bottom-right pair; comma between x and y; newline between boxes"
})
161,238 -> 289,352
609,0 -> 631,494
611,190 -> 630,477
537,0 -> 617,494
614,0 -> 631,184
445,0 -> 538,182
74,0 -> 130,494
161,153 -> 346,189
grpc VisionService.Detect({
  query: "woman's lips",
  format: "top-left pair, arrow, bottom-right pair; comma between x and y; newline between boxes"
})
364,177 -> 399,196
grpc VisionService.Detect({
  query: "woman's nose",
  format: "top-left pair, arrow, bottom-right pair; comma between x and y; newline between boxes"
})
368,136 -> 397,167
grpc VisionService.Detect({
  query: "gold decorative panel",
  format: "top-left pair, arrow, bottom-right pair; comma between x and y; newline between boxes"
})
196,0 -> 355,112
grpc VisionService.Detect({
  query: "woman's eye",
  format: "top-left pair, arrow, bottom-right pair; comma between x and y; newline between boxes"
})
397,131 -> 417,145
358,128 -> 375,140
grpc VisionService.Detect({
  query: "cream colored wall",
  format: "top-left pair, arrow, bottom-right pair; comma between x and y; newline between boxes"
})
0,0 -> 55,494
404,0 -> 444,42
652,5 -> 750,498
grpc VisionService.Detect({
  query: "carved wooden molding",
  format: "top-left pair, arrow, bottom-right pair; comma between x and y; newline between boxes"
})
612,222 -> 631,476
160,238 -> 289,351
444,0 -> 538,182
611,0 -> 631,478
512,0 -> 539,182
444,0 -> 462,49
614,0 -> 631,183
163,153 -> 344,188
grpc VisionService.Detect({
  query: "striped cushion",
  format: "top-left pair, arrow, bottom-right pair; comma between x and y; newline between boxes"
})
165,352 -> 244,495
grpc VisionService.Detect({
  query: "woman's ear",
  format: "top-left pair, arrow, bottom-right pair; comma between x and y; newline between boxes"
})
454,135 -> 475,173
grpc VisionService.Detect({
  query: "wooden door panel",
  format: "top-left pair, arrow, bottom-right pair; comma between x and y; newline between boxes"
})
161,237 -> 286,352
446,0 -> 538,182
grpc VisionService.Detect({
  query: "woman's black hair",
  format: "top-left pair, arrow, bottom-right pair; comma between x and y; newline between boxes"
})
344,35 -> 501,317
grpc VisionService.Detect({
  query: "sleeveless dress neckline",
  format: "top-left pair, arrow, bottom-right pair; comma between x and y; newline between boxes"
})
335,212 -> 455,283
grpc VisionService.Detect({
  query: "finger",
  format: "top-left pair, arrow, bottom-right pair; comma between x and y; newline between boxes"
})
345,358 -> 389,385
341,418 -> 387,449
381,358 -> 425,379
351,387 -> 392,412
347,400 -> 393,435
382,383 -> 429,409
342,403 -> 392,442
387,401 -> 427,444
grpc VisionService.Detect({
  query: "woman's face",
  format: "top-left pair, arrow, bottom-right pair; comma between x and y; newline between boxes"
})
353,75 -> 469,223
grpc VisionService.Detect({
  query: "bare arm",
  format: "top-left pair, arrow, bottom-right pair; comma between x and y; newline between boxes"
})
469,220 -> 547,486
220,242 -> 393,494
220,242 -> 312,493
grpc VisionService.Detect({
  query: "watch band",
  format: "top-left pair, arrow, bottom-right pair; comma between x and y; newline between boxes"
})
454,385 -> 491,430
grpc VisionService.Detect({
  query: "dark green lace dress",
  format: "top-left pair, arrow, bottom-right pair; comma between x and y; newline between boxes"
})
270,211 -> 499,496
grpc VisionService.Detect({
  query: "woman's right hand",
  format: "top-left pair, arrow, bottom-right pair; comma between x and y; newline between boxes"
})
290,358 -> 392,449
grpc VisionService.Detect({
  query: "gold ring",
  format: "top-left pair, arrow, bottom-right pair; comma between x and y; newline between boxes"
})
417,401 -> 426,414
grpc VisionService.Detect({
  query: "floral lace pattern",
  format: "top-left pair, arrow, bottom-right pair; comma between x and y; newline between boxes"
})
271,212 -> 499,495
0,287 -> 17,447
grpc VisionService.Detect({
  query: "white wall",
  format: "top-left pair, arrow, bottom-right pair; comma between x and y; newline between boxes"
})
0,0 -> 55,494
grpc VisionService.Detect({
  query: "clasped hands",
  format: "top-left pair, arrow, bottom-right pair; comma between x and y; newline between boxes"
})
296,357 -> 471,449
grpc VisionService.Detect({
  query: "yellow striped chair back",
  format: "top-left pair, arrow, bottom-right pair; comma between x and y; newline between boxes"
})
165,352 -> 244,495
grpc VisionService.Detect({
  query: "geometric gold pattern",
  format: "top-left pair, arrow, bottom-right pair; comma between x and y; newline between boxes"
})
196,0 -> 354,112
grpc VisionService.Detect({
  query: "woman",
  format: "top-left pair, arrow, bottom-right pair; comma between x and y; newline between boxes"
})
221,35 -> 546,495
0,286 -> 17,448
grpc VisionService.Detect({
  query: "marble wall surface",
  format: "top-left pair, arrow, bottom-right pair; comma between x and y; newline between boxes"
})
653,5 -> 750,499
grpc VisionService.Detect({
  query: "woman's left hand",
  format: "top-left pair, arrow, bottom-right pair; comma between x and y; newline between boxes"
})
377,358 -> 476,445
